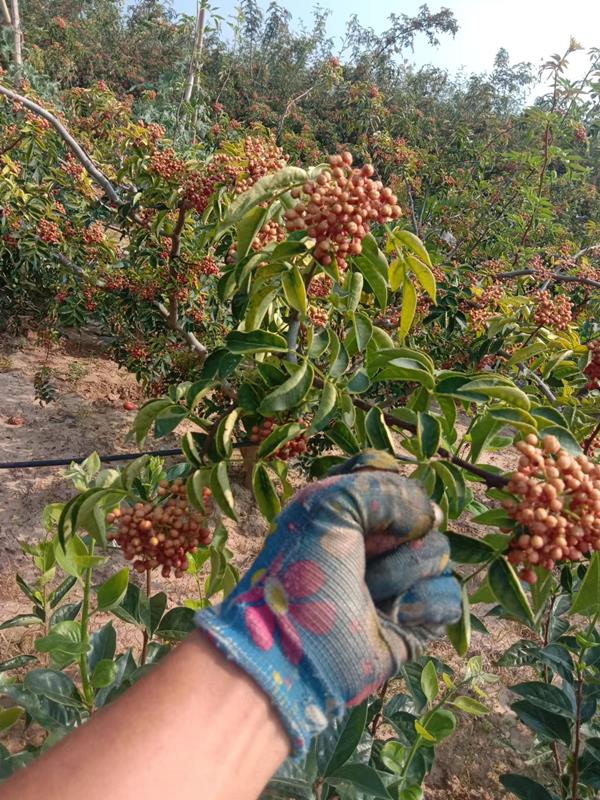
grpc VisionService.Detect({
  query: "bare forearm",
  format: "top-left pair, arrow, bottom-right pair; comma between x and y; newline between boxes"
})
1,633 -> 290,800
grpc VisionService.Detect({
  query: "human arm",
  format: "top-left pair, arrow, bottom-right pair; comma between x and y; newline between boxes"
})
0,450 -> 461,800
1,632 -> 290,800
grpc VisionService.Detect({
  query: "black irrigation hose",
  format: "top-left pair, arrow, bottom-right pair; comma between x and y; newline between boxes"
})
0,443 -> 254,470
0,448 -> 184,470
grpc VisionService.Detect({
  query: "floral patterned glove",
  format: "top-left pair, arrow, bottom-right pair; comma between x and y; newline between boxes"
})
195,450 -> 461,753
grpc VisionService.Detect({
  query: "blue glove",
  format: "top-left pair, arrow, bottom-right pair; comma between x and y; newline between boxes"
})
195,450 -> 461,753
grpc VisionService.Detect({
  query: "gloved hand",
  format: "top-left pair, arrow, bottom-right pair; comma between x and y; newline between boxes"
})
195,450 -> 461,753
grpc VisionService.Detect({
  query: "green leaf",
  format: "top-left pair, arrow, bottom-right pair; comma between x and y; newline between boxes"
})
89,622 -> 116,671
312,382 -> 337,430
346,271 -> 364,312
236,205 -> 268,260
187,468 -> 211,513
447,583 -> 471,657
258,423 -> 304,459
0,654 -> 37,672
399,276 -> 417,341
489,407 -> 537,435
210,461 -> 238,521
389,256 -> 406,292
489,559 -> 534,626
96,568 -> 130,611
24,669 -> 83,709
471,508 -> 514,526
375,358 -> 435,391
422,708 -> 456,744
328,764 -> 391,798
154,403 -> 188,439
91,659 -> 117,689
259,363 -> 314,414
308,327 -> 329,358
132,399 -> 173,446
244,285 -> 277,330
149,592 -> 168,636
414,720 -> 436,742
570,551 -> 600,617
220,167 -> 307,227
48,576 -> 77,609
226,330 -> 288,354
537,425 -> 582,456
0,707 -> 23,732
329,342 -> 349,379
510,682 -> 573,718
392,229 -> 433,268
530,407 -> 568,428
380,740 -> 406,774
281,266 -> 308,315
510,700 -> 572,745
365,407 -> 395,454
156,607 -> 196,641
324,702 -> 368,775
252,463 -> 281,522
355,255 -> 388,309
406,253 -> 436,302
215,408 -> 241,459
499,774 -> 556,800
0,614 -> 42,630
450,696 -> 489,715
353,311 -> 373,352
460,379 -> 530,411
417,413 -> 440,459
420,660 -> 439,704
447,532 -> 495,564
326,420 -> 361,455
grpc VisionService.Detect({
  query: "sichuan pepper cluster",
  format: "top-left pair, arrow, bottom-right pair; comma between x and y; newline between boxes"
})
504,434 -> 600,583
107,478 -> 213,578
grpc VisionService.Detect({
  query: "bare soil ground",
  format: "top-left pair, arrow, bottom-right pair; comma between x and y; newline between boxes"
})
0,334 -> 548,798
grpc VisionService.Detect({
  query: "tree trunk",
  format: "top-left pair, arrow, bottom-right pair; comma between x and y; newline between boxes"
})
182,0 -> 206,104
10,0 -> 23,69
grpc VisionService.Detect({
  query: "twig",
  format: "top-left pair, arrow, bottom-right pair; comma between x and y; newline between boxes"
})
405,179 -> 419,235
155,301 -> 208,361
10,0 -> 22,69
277,86 -> 314,141
522,366 -> 556,404
496,269 -> 600,290
320,381 -> 509,488
571,677 -> 583,800
0,83 -> 121,204
140,569 -> 152,666
0,0 -> 11,26
583,419 -> 600,455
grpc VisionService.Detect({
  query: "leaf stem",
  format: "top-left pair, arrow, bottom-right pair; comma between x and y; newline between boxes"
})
79,540 -> 95,712
140,569 -> 152,666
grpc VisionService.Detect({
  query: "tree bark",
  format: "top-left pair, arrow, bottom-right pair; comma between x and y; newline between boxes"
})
0,0 -> 11,27
10,0 -> 22,69
182,0 -> 207,105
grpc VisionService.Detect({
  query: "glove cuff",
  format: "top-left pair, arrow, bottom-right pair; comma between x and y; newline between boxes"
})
195,606 -> 338,754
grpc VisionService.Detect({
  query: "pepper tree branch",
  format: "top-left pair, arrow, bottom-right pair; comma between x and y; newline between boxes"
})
0,83 -> 121,204
496,269 -> 600,290
0,0 -> 11,25
313,377 -> 509,488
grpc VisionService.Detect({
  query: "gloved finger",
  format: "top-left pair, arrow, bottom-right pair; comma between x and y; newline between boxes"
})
327,449 -> 401,476
349,471 -> 436,551
379,572 -> 462,627
365,531 -> 450,602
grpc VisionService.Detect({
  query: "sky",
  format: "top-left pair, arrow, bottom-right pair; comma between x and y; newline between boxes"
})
172,0 -> 600,87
